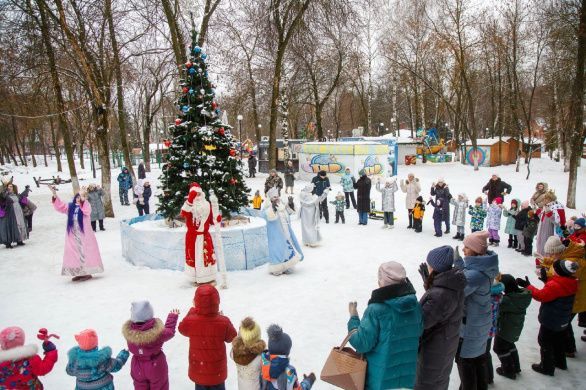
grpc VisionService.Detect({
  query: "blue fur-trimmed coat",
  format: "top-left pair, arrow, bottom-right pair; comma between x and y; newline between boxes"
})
66,346 -> 129,390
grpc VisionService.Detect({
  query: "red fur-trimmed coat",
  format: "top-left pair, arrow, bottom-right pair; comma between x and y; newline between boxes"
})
0,344 -> 58,389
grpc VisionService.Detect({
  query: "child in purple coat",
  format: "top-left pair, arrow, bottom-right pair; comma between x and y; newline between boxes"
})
122,301 -> 179,390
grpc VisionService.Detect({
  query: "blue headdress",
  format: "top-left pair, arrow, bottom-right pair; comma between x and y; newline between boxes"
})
67,194 -> 84,233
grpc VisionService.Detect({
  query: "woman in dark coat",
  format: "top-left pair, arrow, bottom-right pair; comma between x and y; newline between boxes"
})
0,181 -> 28,248
415,246 -> 466,390
137,161 -> 146,179
86,184 -> 106,231
431,178 -> 452,233
354,169 -> 371,225
482,174 -> 512,204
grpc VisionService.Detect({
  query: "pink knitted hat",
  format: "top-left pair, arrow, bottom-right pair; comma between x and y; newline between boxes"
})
0,327 -> 25,350
378,261 -> 407,287
463,231 -> 490,255
75,329 -> 98,351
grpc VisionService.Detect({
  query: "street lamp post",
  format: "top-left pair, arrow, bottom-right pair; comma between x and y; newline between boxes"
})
237,114 -> 243,157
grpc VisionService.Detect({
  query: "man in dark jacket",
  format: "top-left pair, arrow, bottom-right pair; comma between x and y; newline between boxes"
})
430,178 -> 452,233
247,153 -> 257,178
311,170 -> 331,223
517,260 -> 578,376
354,170 -> 371,225
117,167 -> 133,206
482,174 -> 512,204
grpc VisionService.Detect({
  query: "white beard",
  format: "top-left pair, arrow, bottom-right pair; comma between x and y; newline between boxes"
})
192,197 -> 210,225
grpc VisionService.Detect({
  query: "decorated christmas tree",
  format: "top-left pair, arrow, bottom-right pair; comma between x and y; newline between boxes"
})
157,30 -> 249,219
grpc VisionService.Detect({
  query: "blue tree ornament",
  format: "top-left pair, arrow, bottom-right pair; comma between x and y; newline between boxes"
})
201,53 -> 207,60
189,68 -> 196,75
183,162 -> 190,168
182,106 -> 189,113
189,88 -> 194,94
193,46 -> 201,54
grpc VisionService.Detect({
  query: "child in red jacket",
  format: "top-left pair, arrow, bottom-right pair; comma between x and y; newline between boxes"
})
179,284 -> 237,389
517,259 -> 579,376
0,327 -> 58,389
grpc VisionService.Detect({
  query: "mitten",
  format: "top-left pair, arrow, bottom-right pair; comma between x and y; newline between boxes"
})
418,262 -> 429,282
516,276 -> 530,288
303,373 -> 317,387
42,341 -> 56,353
538,267 -> 548,283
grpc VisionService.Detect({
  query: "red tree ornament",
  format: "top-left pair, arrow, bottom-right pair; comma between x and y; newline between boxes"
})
175,118 -> 182,125
229,149 -> 236,157
185,61 -> 193,68
217,127 -> 225,136
182,87 -> 189,94
163,139 -> 172,148
229,178 -> 237,185
211,102 -> 218,110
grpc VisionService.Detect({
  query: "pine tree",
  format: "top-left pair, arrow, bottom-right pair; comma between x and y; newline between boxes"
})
157,30 -> 250,219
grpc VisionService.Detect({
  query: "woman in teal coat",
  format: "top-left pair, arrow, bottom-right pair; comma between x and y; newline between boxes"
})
348,261 -> 423,390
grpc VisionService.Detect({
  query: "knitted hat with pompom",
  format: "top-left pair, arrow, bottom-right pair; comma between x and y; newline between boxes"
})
239,317 -> 261,346
267,324 -> 292,356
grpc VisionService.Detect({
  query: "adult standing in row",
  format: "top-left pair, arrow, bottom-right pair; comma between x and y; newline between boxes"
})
284,160 -> 295,194
535,190 -> 566,256
311,170 -> 331,224
354,170 -> 371,225
455,231 -> 499,390
264,169 -> 283,196
415,246 -> 466,390
482,174 -> 512,204
247,153 -> 257,178
401,173 -> 421,229
431,178 -> 452,234
86,184 -> 106,232
530,182 -> 549,209
340,167 -> 357,209
0,180 -> 28,249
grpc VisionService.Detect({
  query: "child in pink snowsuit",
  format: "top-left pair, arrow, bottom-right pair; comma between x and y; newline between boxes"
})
122,301 -> 179,390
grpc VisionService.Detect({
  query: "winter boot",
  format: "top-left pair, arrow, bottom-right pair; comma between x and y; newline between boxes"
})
531,363 -> 554,376
508,237 -> 513,248
453,233 -> 461,239
489,238 -> 494,246
494,240 -> 500,247
459,234 -> 465,241
16,241 -> 25,246
5,243 -> 12,249
496,367 -> 516,380
99,220 -> 105,231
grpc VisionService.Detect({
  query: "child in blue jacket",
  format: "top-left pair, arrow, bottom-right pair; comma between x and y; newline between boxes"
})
66,329 -> 129,390
261,324 -> 315,390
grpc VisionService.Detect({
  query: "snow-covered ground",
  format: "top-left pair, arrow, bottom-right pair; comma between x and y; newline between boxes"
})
1,157 -> 585,389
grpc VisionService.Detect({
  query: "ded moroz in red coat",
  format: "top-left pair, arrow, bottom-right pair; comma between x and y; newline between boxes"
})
178,284 -> 237,386
0,343 -> 58,389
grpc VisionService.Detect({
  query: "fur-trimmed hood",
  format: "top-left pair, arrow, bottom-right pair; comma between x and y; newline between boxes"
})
231,336 -> 266,366
0,344 -> 37,362
67,346 -> 112,367
122,318 -> 163,346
